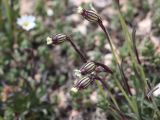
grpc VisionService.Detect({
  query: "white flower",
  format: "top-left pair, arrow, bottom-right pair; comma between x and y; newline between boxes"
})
73,69 -> 82,79
17,15 -> 36,31
46,8 -> 54,16
77,6 -> 83,14
147,83 -> 160,97
152,83 -> 160,97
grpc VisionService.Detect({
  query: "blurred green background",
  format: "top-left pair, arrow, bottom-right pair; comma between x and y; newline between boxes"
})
0,0 -> 160,119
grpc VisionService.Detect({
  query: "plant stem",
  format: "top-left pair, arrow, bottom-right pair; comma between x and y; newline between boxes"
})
132,26 -> 141,65
93,61 -> 113,74
98,19 -> 132,96
94,76 -> 120,110
152,98 -> 160,118
3,0 -> 12,27
3,0 -> 14,43
109,105 -> 129,120
67,37 -> 87,63
98,20 -> 121,65
120,61 -> 132,96
115,77 -> 141,119
118,12 -> 147,93
95,80 -> 106,98
95,78 -> 128,119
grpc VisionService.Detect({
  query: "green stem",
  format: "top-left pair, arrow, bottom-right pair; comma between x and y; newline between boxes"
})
97,18 -> 140,118
94,76 -> 120,109
152,99 -> 160,118
98,20 -> 132,96
109,106 -> 129,120
3,0 -> 12,29
118,12 -> 147,92
96,79 -> 128,119
95,80 -> 120,110
115,78 -> 141,119
100,80 -> 120,110
95,80 -> 126,119
3,0 -> 14,46
95,80 -> 106,98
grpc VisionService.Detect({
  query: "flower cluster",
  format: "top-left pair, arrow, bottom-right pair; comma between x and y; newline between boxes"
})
45,7 -> 117,94
46,28 -> 113,93
71,61 -> 112,93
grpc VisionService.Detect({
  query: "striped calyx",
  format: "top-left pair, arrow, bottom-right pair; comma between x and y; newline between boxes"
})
52,34 -> 67,44
47,34 -> 67,45
74,76 -> 92,90
80,61 -> 96,75
77,7 -> 100,23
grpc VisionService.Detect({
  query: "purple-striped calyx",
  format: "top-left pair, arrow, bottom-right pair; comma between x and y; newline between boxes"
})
80,61 -> 96,75
73,76 -> 93,90
77,6 -> 101,23
46,34 -> 67,45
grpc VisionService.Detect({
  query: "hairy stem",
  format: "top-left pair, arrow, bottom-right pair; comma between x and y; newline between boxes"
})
67,37 -> 87,63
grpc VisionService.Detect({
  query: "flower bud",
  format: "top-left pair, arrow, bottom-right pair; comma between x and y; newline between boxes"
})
46,34 -> 67,45
77,6 -> 100,23
80,61 -> 96,75
74,76 -> 92,90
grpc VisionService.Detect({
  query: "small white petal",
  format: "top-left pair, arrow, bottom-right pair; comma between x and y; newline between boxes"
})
77,6 -> 83,14
47,8 -> 54,16
73,69 -> 82,79
17,18 -> 24,26
46,37 -> 52,45
27,15 -> 36,22
28,22 -> 36,29
153,83 -> 160,97
70,87 -> 78,93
